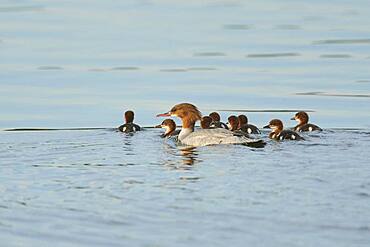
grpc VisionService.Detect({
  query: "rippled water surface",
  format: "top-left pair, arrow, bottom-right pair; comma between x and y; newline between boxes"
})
1,0 -> 370,246
1,129 -> 370,246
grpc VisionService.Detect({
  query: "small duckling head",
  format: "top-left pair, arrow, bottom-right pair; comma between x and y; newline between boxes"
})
201,116 -> 213,129
227,115 -> 239,131
124,110 -> 135,123
155,119 -> 176,134
237,115 -> 248,128
264,119 -> 284,132
291,111 -> 309,124
209,112 -> 221,122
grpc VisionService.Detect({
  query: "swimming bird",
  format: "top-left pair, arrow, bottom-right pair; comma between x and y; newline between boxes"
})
155,119 -> 179,138
264,119 -> 303,140
227,115 -> 250,137
227,115 -> 239,131
157,103 -> 265,147
118,110 -> 141,133
200,116 -> 213,129
209,112 -> 229,129
238,114 -> 261,134
291,111 -> 322,132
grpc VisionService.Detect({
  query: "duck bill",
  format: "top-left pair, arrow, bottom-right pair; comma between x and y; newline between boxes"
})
263,124 -> 271,129
156,112 -> 171,117
290,117 -> 296,120
154,124 -> 162,128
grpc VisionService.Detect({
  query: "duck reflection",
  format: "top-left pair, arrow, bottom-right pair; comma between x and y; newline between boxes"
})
179,146 -> 199,166
119,132 -> 135,155
161,143 -> 201,169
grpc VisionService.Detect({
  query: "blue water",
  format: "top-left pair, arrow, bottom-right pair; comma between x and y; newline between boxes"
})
1,0 -> 370,246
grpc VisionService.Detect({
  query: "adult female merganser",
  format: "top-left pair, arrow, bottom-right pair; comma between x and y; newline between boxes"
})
209,112 -> 229,129
291,111 -> 322,132
155,119 -> 179,138
118,110 -> 141,133
238,115 -> 261,134
200,116 -> 213,129
157,103 -> 265,147
264,119 -> 303,141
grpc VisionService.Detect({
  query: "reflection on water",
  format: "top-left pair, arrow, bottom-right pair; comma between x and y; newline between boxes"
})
160,141 -> 201,169
179,146 -> 199,166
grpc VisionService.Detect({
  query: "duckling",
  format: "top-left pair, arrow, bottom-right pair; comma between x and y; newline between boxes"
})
155,119 -> 179,138
227,115 -> 250,137
200,116 -> 213,129
209,112 -> 228,129
238,114 -> 261,134
118,110 -> 141,133
291,111 -> 322,132
264,119 -> 303,140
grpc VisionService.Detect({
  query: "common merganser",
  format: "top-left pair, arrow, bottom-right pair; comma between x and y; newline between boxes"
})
200,116 -> 213,129
291,111 -> 322,132
264,119 -> 303,141
157,103 -> 265,147
209,112 -> 229,129
155,119 -> 179,138
238,114 -> 261,134
118,110 -> 141,133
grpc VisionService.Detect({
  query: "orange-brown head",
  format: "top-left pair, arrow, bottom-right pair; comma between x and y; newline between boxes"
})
209,112 -> 221,122
227,115 -> 239,131
263,119 -> 284,132
291,111 -> 309,125
237,115 -> 248,128
157,103 -> 202,129
201,116 -> 213,129
124,110 -> 135,123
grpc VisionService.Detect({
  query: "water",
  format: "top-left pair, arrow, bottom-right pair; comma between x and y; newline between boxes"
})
1,129 -> 370,246
1,0 -> 370,246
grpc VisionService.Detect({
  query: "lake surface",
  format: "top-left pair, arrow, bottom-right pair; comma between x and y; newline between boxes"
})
1,129 -> 370,247
1,0 -> 370,246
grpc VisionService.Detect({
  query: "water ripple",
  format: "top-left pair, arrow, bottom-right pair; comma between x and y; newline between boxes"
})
320,54 -> 352,58
246,53 -> 300,58
110,67 -> 140,71
296,92 -> 370,98
0,5 -> 44,13
223,24 -> 252,30
313,39 -> 370,45
37,66 -> 64,70
193,52 -> 226,57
